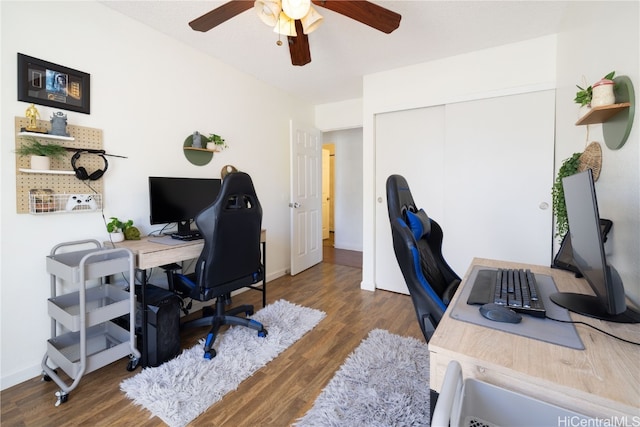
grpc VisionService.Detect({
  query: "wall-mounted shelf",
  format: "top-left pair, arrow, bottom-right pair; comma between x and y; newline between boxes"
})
183,147 -> 220,153
18,131 -> 75,141
19,168 -> 75,175
575,76 -> 634,150
575,103 -> 631,125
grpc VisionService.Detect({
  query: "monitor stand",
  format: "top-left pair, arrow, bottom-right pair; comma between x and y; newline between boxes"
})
175,220 -> 192,237
549,292 -> 640,323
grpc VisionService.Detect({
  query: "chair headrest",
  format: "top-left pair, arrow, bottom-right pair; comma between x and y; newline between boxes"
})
406,209 -> 431,240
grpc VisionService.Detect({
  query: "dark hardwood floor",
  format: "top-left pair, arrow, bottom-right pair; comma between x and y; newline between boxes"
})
1,243 -> 421,426
322,232 -> 362,269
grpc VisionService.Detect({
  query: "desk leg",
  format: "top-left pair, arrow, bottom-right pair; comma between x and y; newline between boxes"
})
262,241 -> 266,308
139,269 -> 148,368
430,388 -> 438,420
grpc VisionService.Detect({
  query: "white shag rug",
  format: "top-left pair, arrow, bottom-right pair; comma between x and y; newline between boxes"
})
120,299 -> 325,427
295,329 -> 431,427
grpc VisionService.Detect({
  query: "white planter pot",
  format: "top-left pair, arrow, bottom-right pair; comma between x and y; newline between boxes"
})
110,232 -> 125,243
30,155 -> 50,170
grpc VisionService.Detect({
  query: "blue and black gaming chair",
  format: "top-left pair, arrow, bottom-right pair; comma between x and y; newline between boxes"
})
386,174 -> 460,341
165,172 -> 267,359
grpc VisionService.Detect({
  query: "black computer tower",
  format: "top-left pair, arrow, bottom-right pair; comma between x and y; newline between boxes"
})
133,285 -> 182,367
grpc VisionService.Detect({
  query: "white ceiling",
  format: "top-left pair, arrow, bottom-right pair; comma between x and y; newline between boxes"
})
101,1 -> 569,105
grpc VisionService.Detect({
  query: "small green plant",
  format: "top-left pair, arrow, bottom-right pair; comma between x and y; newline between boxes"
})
574,71 -> 615,106
106,217 -> 133,233
107,217 -> 140,240
15,136 -> 67,160
552,152 -> 582,240
206,134 -> 227,149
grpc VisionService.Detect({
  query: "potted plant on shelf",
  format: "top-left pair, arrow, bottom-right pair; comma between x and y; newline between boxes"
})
574,71 -> 615,116
15,136 -> 67,170
107,217 -> 141,242
205,134 -> 228,151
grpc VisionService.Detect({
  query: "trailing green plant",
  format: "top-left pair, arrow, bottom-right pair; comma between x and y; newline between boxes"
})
574,71 -> 615,106
552,152 -> 582,240
15,136 -> 67,160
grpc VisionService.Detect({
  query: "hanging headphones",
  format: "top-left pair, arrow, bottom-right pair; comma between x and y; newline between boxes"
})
71,150 -> 109,181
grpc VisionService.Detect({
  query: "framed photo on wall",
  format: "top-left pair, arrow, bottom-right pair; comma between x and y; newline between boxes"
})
17,53 -> 90,114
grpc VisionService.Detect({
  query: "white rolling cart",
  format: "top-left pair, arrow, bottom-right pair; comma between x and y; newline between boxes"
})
432,361 -> 592,427
41,240 -> 141,406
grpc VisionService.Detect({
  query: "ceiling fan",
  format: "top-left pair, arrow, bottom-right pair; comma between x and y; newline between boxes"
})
189,0 -> 401,66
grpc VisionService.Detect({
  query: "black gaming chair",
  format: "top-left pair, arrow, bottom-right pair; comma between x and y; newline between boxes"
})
166,172 -> 267,359
386,174 -> 461,341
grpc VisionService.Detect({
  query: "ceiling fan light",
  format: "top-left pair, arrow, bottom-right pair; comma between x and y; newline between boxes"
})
301,5 -> 323,34
281,0 -> 310,20
273,12 -> 297,36
254,0 -> 282,27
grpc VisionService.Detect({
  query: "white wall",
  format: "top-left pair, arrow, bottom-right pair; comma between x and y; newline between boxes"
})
315,98 -> 363,131
361,35 -> 558,291
323,128 -> 363,251
1,1 -> 314,389
554,1 -> 639,306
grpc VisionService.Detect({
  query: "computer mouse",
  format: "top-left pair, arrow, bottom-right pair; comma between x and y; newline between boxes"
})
479,303 -> 522,324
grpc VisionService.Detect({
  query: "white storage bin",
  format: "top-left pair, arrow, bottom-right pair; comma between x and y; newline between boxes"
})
48,284 -> 130,331
46,248 -> 131,283
432,361 -> 592,427
46,322 -> 131,380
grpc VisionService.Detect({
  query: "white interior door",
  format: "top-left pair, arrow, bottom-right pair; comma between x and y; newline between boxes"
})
374,106 -> 446,294
374,90 -> 555,294
290,120 -> 323,275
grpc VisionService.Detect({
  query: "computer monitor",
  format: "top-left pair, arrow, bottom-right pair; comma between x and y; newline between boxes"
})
552,218 -> 612,276
149,176 -> 221,236
549,170 -> 639,323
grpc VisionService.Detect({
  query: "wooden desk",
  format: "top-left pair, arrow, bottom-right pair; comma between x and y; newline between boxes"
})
111,230 -> 266,270
109,231 -> 266,367
429,258 -> 640,419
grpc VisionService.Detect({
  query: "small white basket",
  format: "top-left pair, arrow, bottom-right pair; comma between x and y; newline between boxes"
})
29,192 -> 102,214
432,361 -> 592,427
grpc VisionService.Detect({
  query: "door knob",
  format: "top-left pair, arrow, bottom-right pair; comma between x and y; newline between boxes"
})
289,202 -> 301,208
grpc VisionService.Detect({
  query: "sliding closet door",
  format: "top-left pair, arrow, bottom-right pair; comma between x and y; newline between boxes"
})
373,90 -> 555,295
443,90 -> 556,274
374,106 -> 446,294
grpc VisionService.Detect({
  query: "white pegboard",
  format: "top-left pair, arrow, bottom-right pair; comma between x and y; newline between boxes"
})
15,117 -> 104,214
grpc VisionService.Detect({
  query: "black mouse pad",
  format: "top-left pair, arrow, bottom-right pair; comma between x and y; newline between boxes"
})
449,265 -> 584,350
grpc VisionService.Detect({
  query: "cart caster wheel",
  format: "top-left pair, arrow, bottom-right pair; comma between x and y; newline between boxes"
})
42,369 -> 57,382
127,358 -> 140,371
204,349 -> 216,359
54,390 -> 68,406
258,329 -> 268,338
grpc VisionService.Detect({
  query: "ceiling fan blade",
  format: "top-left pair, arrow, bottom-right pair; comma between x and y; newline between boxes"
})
189,1 -> 254,32
312,0 -> 401,33
288,20 -> 311,66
